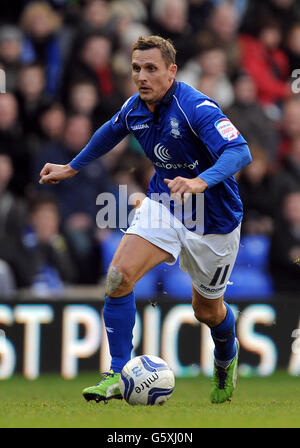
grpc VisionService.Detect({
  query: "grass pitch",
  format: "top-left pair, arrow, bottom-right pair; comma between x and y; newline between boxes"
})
0,371 -> 299,428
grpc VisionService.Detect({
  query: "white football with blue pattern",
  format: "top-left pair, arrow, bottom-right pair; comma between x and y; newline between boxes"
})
119,355 -> 175,406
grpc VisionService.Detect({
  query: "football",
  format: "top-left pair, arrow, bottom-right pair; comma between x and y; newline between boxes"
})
119,355 -> 175,406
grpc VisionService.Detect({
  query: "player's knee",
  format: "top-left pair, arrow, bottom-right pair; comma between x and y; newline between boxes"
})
192,300 -> 219,327
193,307 -> 216,326
105,264 -> 134,296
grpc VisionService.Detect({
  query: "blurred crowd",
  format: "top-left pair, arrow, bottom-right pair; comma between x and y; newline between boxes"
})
0,0 -> 299,298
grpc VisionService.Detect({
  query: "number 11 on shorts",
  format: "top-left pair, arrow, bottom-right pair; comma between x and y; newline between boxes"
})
209,264 -> 230,286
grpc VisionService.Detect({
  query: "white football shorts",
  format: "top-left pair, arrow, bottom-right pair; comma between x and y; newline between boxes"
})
126,197 -> 241,299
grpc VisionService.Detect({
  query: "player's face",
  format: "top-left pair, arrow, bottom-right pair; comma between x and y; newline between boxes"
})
132,48 -> 177,110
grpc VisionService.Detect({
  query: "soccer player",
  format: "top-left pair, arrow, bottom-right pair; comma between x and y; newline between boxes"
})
39,36 -> 252,404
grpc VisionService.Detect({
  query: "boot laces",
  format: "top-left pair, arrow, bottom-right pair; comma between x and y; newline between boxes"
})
96,371 -> 116,385
215,365 -> 228,390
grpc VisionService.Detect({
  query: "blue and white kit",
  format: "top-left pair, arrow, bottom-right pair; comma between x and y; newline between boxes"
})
70,80 -> 252,297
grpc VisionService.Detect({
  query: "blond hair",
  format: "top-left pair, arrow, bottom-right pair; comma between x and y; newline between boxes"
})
20,2 -> 62,34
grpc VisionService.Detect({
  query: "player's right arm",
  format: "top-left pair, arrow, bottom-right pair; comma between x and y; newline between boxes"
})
39,96 -> 136,185
39,163 -> 78,184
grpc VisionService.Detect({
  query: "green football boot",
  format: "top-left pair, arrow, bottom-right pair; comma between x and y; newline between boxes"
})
210,338 -> 239,404
82,370 -> 123,404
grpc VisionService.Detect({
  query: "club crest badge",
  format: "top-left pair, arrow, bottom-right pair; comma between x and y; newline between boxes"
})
170,117 -> 181,139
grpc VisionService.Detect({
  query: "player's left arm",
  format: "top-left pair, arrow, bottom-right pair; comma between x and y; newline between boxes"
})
192,101 -> 252,188
164,101 -> 252,196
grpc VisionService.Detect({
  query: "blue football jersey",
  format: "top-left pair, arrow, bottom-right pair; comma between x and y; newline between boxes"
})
107,81 -> 249,235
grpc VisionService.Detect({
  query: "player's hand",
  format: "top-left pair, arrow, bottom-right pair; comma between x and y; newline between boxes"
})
39,163 -> 78,185
164,176 -> 208,203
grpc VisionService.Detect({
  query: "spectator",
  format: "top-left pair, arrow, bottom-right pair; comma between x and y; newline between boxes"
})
0,25 -> 23,92
66,79 -> 111,130
0,93 -> 30,197
284,23 -> 300,75
238,145 -> 275,236
112,22 -> 151,77
279,97 -> 300,160
269,190 -> 300,293
241,0 -> 300,37
271,136 -> 300,207
196,1 -> 241,77
239,18 -> 291,110
76,0 -> 118,40
38,102 -> 66,146
24,193 -> 78,293
61,32 -> 123,117
82,0 -> 114,30
179,45 -> 234,108
149,0 -> 194,67
225,72 -> 278,162
67,80 -> 99,115
109,0 -> 149,60
187,0 -> 214,34
110,0 -> 148,26
16,63 -> 51,145
19,1 -> 73,96
0,152 -> 31,288
196,74 -> 217,100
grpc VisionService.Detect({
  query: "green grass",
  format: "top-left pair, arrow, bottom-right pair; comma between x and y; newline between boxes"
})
0,371 -> 299,428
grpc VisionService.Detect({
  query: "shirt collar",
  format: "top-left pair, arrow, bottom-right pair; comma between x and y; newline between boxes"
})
161,79 -> 177,105
133,79 -> 177,109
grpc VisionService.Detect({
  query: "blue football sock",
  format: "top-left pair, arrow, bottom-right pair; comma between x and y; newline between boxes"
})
103,292 -> 136,373
210,302 -> 236,364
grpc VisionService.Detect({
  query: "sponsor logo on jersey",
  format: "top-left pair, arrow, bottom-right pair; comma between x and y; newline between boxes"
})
154,143 -> 172,162
153,160 -> 199,170
215,118 -> 239,141
170,117 -> 181,139
131,124 -> 149,131
153,143 -> 199,170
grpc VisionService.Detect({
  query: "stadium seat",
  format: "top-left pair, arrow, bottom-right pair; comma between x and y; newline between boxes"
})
161,261 -> 193,300
99,231 -> 124,271
228,234 -> 274,299
226,266 -> 274,300
236,235 -> 271,269
134,269 -> 159,299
